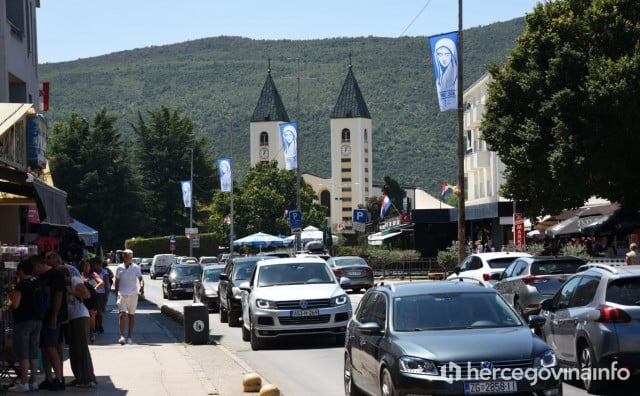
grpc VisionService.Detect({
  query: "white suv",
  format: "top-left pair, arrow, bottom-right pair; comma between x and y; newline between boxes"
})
240,257 -> 352,350
447,252 -> 532,284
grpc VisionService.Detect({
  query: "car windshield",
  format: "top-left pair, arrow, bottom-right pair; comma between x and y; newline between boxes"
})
233,262 -> 258,280
607,278 -> 640,306
487,257 -> 521,269
393,292 -> 522,331
173,266 -> 201,277
531,260 -> 584,275
258,262 -> 333,287
204,268 -> 223,282
333,258 -> 367,267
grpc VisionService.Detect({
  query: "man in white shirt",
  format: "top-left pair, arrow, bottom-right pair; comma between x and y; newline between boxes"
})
114,249 -> 144,345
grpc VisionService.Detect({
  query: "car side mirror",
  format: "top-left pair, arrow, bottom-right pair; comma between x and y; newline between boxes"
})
340,277 -> 351,286
219,273 -> 229,281
528,314 -> 546,329
358,322 -> 383,334
454,266 -> 461,275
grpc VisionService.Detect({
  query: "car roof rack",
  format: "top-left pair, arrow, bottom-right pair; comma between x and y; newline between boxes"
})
447,276 -> 492,288
376,280 -> 395,292
578,263 -> 620,274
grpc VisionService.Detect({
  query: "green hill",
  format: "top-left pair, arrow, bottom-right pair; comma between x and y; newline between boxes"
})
39,18 -> 525,197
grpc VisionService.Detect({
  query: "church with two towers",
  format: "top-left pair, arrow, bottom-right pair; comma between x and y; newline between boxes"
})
248,61 -> 373,231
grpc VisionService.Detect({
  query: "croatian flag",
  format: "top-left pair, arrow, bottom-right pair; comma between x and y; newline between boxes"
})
380,194 -> 392,220
441,183 -> 453,200
283,209 -> 289,218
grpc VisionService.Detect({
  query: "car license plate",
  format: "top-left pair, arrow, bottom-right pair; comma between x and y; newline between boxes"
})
347,271 -> 362,276
291,308 -> 319,317
184,288 -> 193,293
464,381 -> 517,394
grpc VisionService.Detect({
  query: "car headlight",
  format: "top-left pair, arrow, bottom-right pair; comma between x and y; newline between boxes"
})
399,356 -> 439,376
256,299 -> 277,309
330,294 -> 349,306
534,349 -> 557,368
170,282 -> 178,288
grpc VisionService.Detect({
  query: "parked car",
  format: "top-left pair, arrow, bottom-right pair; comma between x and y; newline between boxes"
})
240,257 -> 352,350
539,263 -> 640,393
344,281 -> 561,396
326,256 -> 373,293
139,257 -> 152,273
150,253 -> 175,279
447,252 -> 532,283
219,253 -> 240,265
193,264 -> 225,312
493,255 -> 585,317
198,256 -> 219,266
132,257 -> 142,266
162,263 -> 202,300
218,256 -> 277,327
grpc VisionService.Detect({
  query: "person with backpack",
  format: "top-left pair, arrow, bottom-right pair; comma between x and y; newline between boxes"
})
61,266 -> 98,388
81,259 -> 104,343
5,256 -> 43,392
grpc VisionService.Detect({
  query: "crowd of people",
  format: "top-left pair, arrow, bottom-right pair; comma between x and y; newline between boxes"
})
3,248 -> 143,392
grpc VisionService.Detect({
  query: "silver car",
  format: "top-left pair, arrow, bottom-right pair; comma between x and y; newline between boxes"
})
540,263 -> 640,394
240,257 -> 352,350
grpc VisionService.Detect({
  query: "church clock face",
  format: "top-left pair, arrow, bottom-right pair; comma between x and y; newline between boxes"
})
259,148 -> 269,159
341,145 -> 351,156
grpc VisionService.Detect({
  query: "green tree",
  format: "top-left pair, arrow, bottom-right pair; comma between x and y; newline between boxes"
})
48,108 -> 144,249
482,0 -> 640,217
210,161 -> 325,242
131,106 -> 216,236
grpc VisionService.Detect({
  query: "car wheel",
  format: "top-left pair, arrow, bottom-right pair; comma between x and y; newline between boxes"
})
151,273 -> 156,280
229,311 -> 241,327
242,322 -> 251,342
579,343 -> 605,394
250,321 -> 264,351
220,305 -> 229,323
380,368 -> 398,396
344,353 -> 364,396
212,302 -> 220,313
514,297 -> 527,320
162,287 -> 167,299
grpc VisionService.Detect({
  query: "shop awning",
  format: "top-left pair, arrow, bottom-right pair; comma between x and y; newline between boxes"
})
581,210 -> 640,236
30,175 -> 69,226
546,204 -> 619,238
68,218 -> 99,245
368,230 -> 403,246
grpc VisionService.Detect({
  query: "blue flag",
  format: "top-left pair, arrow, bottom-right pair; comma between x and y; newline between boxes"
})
279,121 -> 298,170
429,31 -> 459,112
218,158 -> 232,192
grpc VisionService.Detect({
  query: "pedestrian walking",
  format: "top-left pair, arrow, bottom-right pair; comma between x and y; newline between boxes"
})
626,243 -> 640,265
5,256 -> 43,392
81,258 -> 104,343
33,254 -> 67,391
114,249 -> 144,345
96,258 -> 112,334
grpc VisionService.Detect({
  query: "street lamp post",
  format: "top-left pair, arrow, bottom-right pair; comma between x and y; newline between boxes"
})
189,148 -> 194,257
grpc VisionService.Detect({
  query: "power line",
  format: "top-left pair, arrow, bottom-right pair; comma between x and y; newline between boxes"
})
400,0 -> 433,36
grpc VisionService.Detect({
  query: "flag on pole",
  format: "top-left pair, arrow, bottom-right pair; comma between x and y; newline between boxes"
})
279,122 -> 298,170
429,31 -> 459,112
380,194 -> 392,220
39,82 -> 50,111
218,158 -> 232,192
181,180 -> 192,208
441,183 -> 453,200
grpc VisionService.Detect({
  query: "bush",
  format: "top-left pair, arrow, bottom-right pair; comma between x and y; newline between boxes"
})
437,245 -> 459,272
560,243 -> 591,261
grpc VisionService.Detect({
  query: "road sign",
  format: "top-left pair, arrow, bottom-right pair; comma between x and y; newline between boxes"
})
169,234 -> 176,243
353,209 -> 368,224
185,227 -> 198,235
289,210 -> 302,230
191,236 -> 200,248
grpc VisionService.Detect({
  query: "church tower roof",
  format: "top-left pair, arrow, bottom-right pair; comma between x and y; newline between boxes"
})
251,64 -> 290,122
330,62 -> 371,119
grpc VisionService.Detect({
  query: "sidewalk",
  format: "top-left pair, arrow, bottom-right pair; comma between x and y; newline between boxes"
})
37,294 -> 254,395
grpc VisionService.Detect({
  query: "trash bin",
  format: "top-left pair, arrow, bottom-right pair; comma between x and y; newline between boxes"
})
183,303 -> 209,344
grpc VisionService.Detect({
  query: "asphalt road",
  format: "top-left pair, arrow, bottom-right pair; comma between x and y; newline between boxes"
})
138,270 -> 636,396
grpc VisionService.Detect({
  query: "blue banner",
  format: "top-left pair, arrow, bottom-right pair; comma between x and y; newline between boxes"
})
279,121 -> 298,170
180,180 -> 192,208
218,158 -> 232,192
429,31 -> 459,112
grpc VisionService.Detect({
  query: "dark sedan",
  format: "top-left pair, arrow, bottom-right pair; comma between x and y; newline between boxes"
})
344,281 -> 562,396
193,264 -> 225,312
162,263 -> 202,300
327,256 -> 374,293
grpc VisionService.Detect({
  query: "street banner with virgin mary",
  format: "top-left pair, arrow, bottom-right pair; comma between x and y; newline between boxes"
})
429,31 -> 459,112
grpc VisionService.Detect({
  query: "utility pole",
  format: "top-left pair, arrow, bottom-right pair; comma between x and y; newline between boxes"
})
189,147 -> 194,257
457,0 -> 467,263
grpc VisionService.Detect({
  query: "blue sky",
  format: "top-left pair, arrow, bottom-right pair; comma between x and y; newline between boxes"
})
37,0 -> 542,63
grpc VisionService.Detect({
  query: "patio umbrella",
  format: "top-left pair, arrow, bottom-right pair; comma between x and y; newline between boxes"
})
282,225 -> 339,247
233,232 -> 285,248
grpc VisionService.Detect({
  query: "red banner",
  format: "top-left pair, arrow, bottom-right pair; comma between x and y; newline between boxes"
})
27,204 -> 40,224
39,82 -> 50,111
514,212 -> 525,247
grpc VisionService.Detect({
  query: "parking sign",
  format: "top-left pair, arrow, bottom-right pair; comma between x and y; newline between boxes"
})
289,210 -> 302,230
353,209 -> 368,223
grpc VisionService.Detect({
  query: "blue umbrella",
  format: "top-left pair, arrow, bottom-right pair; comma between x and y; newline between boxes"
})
233,232 -> 285,248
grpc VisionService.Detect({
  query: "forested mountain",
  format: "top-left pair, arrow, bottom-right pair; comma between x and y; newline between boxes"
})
39,18 -> 525,197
